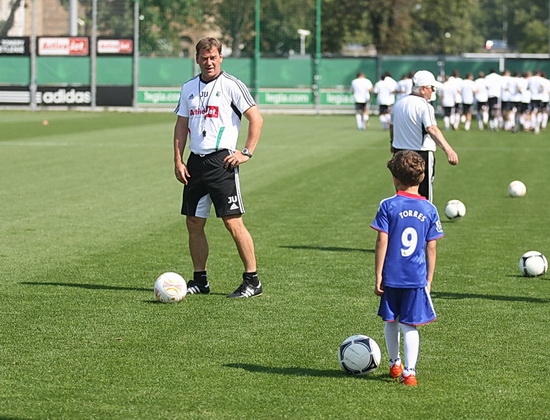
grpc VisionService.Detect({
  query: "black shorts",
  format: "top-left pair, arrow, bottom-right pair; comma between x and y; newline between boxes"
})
355,102 -> 367,112
518,102 -> 530,113
181,149 -> 245,218
501,101 -> 512,111
392,149 -> 435,202
531,100 -> 542,113
477,101 -> 488,112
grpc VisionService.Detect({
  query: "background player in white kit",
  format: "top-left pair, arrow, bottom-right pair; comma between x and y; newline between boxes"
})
173,37 -> 264,299
371,150 -> 444,386
439,75 -> 457,131
474,71 -> 489,130
460,73 -> 477,131
395,72 -> 414,102
350,72 -> 373,130
374,72 -> 397,130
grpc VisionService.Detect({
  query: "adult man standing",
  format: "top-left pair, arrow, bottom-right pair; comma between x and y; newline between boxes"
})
350,72 -> 374,130
390,70 -> 459,202
173,37 -> 264,298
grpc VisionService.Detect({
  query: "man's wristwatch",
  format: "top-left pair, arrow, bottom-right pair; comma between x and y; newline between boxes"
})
241,148 -> 253,158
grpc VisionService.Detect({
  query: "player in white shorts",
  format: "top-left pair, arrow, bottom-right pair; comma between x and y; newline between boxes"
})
350,72 -> 374,130
374,72 -> 397,129
474,72 -> 489,130
460,73 -> 477,131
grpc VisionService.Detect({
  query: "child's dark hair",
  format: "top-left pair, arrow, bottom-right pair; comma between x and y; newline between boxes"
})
387,150 -> 425,187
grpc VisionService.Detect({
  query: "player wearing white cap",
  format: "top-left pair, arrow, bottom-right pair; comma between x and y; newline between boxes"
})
390,70 -> 459,202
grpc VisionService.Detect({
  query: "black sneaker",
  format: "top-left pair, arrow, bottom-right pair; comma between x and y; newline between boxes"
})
227,280 -> 262,298
186,280 -> 210,295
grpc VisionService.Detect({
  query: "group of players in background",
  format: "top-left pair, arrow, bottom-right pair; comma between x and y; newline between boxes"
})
351,68 -> 550,134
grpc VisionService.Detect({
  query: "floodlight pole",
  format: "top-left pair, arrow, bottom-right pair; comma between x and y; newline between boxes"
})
133,0 -> 140,108
30,0 -> 36,110
313,0 -> 321,114
253,0 -> 260,103
69,0 -> 78,36
297,29 -> 310,56
91,0 -> 97,109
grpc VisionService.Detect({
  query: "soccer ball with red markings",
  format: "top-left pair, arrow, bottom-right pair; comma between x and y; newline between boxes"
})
154,272 -> 187,303
338,335 -> 381,376
518,251 -> 548,277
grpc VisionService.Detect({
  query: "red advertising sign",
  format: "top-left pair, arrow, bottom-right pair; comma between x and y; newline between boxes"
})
97,39 -> 133,55
38,37 -> 89,56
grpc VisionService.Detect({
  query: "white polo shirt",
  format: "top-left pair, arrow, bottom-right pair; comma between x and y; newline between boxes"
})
391,94 -> 437,152
174,71 -> 256,155
351,77 -> 373,103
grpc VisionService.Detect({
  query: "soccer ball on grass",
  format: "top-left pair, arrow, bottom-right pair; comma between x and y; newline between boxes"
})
508,180 -> 526,197
444,199 -> 466,220
154,272 -> 187,303
518,251 -> 548,277
338,335 -> 381,376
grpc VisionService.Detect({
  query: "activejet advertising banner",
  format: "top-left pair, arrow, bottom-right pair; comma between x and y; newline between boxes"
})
37,37 -> 89,56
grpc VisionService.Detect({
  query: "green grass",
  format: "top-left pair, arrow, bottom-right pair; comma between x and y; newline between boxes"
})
1,110 -> 550,419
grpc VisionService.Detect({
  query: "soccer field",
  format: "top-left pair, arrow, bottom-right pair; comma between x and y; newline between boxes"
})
0,110 -> 549,419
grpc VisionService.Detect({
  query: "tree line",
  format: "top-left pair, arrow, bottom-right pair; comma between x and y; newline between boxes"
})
2,0 -> 549,56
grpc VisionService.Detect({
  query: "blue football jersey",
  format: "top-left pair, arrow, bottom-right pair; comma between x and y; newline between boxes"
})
371,191 -> 444,288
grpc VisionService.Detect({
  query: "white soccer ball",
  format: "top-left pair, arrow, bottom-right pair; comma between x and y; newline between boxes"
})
154,272 -> 187,303
338,334 -> 381,376
518,251 -> 548,277
444,199 -> 466,220
508,180 -> 526,197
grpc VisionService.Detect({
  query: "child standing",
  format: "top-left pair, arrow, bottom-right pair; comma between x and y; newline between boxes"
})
370,150 -> 444,386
